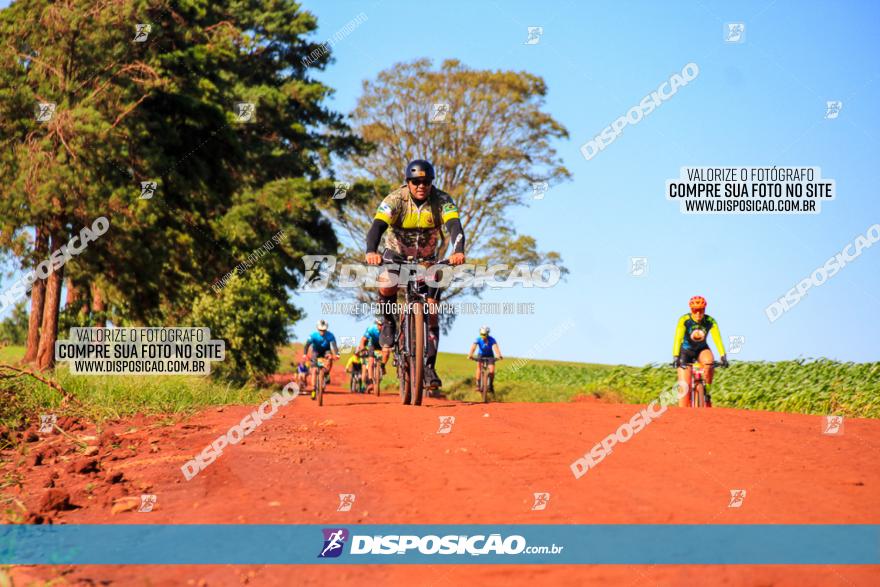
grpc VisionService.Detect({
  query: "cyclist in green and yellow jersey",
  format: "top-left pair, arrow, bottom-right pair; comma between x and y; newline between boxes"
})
672,296 -> 728,407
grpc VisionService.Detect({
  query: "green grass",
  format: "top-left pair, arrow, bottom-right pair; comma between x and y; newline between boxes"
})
580,360 -> 880,418
432,353 -> 616,403
0,345 -> 267,430
3,344 -> 879,431
0,345 -> 25,363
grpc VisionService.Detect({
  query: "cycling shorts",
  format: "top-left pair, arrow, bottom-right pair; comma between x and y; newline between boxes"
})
679,345 -> 711,365
309,349 -> 333,364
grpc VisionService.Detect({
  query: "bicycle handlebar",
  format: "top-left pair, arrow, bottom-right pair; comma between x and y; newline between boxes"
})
383,253 -> 452,266
672,361 -> 726,368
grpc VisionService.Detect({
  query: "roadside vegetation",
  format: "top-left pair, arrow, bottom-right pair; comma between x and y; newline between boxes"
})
3,343 -> 878,441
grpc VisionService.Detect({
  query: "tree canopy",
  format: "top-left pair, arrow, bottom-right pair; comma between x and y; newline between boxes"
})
0,0 -> 362,374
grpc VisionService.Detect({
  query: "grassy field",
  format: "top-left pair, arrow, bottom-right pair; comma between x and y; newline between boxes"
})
0,345 -> 266,430
2,344 -> 879,432
581,360 -> 880,418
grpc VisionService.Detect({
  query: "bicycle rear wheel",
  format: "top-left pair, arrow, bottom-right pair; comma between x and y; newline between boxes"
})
409,303 -> 425,406
398,355 -> 410,404
373,359 -> 382,396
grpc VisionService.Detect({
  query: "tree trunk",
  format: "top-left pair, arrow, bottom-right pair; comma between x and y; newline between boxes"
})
23,227 -> 49,364
91,282 -> 105,327
65,277 -> 77,306
36,234 -> 65,371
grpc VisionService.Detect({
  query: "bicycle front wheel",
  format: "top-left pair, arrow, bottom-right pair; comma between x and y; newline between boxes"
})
317,368 -> 324,406
481,363 -> 489,403
397,319 -> 411,404
694,381 -> 705,408
409,303 -> 425,406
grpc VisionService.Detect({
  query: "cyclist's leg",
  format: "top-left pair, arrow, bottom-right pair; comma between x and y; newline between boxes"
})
677,348 -> 696,407
424,284 -> 442,386
677,366 -> 691,407
377,342 -> 389,366
377,253 -> 399,347
700,348 -> 715,383
308,349 -> 319,394
698,347 -> 715,404
323,351 -> 333,382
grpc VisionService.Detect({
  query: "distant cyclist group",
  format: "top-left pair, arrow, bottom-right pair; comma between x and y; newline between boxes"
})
296,158 -> 728,408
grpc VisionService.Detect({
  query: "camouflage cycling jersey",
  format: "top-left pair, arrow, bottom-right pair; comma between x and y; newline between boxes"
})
374,185 -> 460,260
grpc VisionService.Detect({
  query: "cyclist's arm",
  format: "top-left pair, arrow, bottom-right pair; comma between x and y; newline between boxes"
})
330,339 -> 339,356
468,343 -> 477,358
708,317 -> 727,356
493,343 -> 502,358
366,219 -> 388,253
672,315 -> 686,358
444,218 -> 465,254
437,194 -> 465,254
303,339 -> 312,354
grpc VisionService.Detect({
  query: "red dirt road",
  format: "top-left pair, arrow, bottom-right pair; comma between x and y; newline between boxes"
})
8,364 -> 880,586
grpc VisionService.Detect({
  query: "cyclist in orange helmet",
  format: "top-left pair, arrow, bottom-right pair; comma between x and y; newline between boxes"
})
672,296 -> 728,407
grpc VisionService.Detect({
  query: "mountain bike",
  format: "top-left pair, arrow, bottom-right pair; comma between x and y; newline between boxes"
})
469,356 -> 501,403
387,254 -> 450,406
349,366 -> 365,394
676,360 -> 725,408
367,350 -> 383,396
311,357 -> 327,406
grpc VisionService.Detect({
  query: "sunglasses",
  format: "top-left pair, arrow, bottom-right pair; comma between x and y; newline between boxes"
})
408,179 -> 431,187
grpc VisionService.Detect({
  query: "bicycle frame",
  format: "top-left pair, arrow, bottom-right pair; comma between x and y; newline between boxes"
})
679,361 -> 723,408
470,356 -> 493,403
386,254 -> 450,406
311,358 -> 325,406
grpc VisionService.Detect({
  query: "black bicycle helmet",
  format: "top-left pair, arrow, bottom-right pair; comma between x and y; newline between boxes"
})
405,159 -> 435,181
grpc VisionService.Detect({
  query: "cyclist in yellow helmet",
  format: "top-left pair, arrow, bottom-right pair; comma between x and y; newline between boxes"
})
672,296 -> 728,407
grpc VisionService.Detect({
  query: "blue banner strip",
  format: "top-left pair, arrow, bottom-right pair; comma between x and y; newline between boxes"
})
1,525 -> 877,565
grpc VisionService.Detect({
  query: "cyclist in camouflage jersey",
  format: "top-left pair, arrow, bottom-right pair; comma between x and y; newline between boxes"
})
365,159 -> 466,389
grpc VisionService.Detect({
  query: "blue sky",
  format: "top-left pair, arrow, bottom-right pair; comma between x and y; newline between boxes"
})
2,0 -> 878,365
295,0 -> 880,364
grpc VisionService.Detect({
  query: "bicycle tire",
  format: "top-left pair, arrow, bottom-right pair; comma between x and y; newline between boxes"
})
481,362 -> 489,404
694,381 -> 705,408
398,318 -> 411,404
409,303 -> 425,406
350,374 -> 357,394
317,367 -> 324,406
373,359 -> 382,396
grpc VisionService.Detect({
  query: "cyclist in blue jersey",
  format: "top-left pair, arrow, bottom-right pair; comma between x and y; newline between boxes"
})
468,326 -> 503,394
303,319 -> 339,389
358,316 -> 391,375
358,317 -> 388,371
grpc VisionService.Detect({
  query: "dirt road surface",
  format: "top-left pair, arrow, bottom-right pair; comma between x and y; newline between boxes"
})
7,364 -> 880,586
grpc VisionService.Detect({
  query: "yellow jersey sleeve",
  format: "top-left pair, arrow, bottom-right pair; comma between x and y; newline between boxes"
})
708,316 -> 727,355
374,194 -> 399,225
672,314 -> 687,357
438,194 -> 460,223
